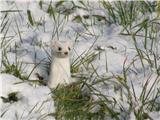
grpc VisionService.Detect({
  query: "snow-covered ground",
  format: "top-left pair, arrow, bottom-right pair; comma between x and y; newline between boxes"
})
0,1 -> 160,120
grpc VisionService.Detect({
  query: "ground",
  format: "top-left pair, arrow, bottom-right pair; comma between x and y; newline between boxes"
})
0,1 -> 160,120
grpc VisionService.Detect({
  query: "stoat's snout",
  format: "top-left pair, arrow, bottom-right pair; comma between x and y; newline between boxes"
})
64,52 -> 68,55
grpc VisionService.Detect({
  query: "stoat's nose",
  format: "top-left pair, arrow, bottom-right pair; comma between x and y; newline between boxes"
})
64,52 -> 68,55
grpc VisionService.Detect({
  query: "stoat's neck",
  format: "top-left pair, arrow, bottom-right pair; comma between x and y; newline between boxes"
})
51,57 -> 70,76
52,57 -> 70,64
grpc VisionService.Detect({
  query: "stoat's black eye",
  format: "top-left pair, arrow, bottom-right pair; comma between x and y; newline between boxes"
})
58,47 -> 62,51
68,47 -> 71,51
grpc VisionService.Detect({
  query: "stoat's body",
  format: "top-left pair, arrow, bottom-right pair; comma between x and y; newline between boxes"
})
48,40 -> 72,88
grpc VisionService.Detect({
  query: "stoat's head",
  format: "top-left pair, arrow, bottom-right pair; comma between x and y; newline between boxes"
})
51,40 -> 72,58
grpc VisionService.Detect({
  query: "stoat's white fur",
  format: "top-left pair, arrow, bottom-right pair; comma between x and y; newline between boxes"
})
48,40 -> 72,88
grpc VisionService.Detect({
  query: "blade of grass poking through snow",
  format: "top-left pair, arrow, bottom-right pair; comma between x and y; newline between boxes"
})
15,19 -> 23,43
149,19 -> 160,52
39,0 -> 43,9
1,18 -> 9,33
139,74 -> 152,104
150,22 -> 154,51
101,0 -> 116,24
35,100 -> 49,113
26,58 -> 46,80
143,75 -> 159,103
144,19 -> 148,49
1,20 -> 12,48
115,1 -> 127,25
105,51 -> 108,73
28,102 -> 39,115
47,1 -> 55,19
130,80 -> 138,103
122,58 -> 133,103
152,52 -> 159,75
14,2 -> 24,21
157,1 -> 160,17
92,62 -> 101,78
46,1 -> 68,39
1,12 -> 8,26
122,57 -> 128,83
27,9 -> 34,26
71,49 -> 91,73
133,18 -> 149,35
42,45 -> 52,59
1,49 -> 27,80
0,109 -> 9,117
131,33 -> 145,75
83,82 -> 120,119
1,10 -> 23,13
149,88 -> 160,111
71,49 -> 86,72
128,1 -> 135,28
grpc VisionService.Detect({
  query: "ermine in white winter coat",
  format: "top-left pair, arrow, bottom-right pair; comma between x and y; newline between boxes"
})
48,40 -> 73,88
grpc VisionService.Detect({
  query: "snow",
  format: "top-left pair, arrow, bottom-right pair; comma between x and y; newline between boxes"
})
0,74 -> 54,120
0,0 -> 160,120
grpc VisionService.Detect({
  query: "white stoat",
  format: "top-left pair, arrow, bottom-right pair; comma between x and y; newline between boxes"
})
48,40 -> 73,88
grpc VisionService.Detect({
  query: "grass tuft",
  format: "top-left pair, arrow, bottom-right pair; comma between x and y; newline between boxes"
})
52,82 -> 108,120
